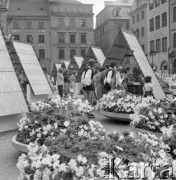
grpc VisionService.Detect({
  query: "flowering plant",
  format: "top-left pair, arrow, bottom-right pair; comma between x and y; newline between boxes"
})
96,90 -> 144,114
130,98 -> 176,133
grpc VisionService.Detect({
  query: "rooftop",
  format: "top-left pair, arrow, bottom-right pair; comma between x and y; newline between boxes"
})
8,0 -> 49,17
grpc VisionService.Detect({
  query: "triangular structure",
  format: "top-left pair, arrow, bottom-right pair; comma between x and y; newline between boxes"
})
105,29 -> 166,100
68,56 -> 84,75
13,42 -> 53,96
76,45 -> 105,82
0,30 -> 28,116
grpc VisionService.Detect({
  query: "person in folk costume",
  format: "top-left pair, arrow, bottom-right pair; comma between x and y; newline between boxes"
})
63,69 -> 70,96
111,66 -> 123,90
81,66 -> 88,99
120,68 -> 128,91
56,68 -> 64,97
103,61 -> 117,94
143,76 -> 154,98
94,67 -> 105,100
70,71 -> 76,95
82,59 -> 95,105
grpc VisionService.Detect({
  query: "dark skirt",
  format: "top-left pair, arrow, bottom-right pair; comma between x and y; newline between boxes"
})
144,91 -> 154,98
83,83 -> 94,91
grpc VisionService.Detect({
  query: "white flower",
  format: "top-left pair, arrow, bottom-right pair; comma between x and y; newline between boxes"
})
77,155 -> 87,164
68,159 -> 77,171
58,163 -> 67,172
53,160 -> 60,169
64,121 -> 70,127
37,133 -> 42,138
75,166 -> 84,177
99,152 -> 109,158
52,154 -> 60,161
158,108 -> 163,114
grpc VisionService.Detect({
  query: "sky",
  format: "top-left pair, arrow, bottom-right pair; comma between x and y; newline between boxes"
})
78,0 -> 116,26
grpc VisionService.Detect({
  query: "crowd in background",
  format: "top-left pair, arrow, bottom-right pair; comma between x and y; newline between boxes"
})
53,59 -> 154,105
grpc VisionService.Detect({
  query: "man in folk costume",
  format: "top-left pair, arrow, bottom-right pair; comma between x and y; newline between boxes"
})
103,61 -> 117,94
83,59 -> 95,105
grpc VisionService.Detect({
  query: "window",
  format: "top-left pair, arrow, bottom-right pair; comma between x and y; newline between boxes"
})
58,33 -> 65,43
173,6 -> 176,22
141,11 -> 144,19
80,19 -> 86,27
133,16 -> 135,24
26,21 -> 32,29
173,33 -> 176,47
161,0 -> 166,4
137,14 -> 139,22
59,49 -> 65,59
141,45 -> 145,51
162,37 -> 167,52
70,18 -> 75,27
26,35 -> 33,43
59,18 -> 64,26
81,49 -> 86,58
70,49 -> 76,58
70,34 -> 75,43
13,34 -> 20,41
39,49 -> 45,59
150,18 -> 154,31
38,22 -> 44,29
137,0 -> 140,7
150,40 -> 155,52
126,22 -> 130,30
149,2 -> 154,10
38,35 -> 45,43
13,20 -> 20,29
141,27 -> 144,36
155,15 -> 160,29
156,39 -> 161,53
80,34 -> 86,43
136,29 -> 139,38
155,0 -> 160,7
162,12 -> 167,27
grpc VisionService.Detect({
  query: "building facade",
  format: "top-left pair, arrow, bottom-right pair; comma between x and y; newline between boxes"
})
169,0 -> 176,74
6,0 -> 51,73
148,0 -> 169,72
94,0 -> 133,56
49,0 -> 94,69
129,0 -> 149,56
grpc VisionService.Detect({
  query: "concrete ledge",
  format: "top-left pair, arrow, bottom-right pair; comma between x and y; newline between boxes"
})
12,135 -> 28,153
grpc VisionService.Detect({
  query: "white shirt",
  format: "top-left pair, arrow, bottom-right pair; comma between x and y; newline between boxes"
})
104,68 -> 113,84
116,71 -> 123,86
83,68 -> 92,86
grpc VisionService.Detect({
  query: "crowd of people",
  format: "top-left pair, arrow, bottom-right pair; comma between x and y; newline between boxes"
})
54,59 -> 154,105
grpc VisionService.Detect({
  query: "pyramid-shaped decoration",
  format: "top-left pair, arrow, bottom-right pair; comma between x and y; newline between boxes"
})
13,42 -> 53,96
0,30 -> 28,116
105,29 -> 166,100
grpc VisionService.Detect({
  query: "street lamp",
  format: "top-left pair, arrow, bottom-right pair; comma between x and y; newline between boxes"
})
149,49 -> 156,68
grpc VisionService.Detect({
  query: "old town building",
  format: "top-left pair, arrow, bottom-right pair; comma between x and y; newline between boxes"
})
49,0 -> 94,69
94,0 -> 133,56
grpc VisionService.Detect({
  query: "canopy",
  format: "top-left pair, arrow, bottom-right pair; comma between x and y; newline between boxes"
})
105,29 -> 166,100
13,42 -> 53,96
0,30 -> 28,116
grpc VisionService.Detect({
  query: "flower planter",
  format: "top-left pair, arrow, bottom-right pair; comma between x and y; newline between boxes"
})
12,135 -> 28,153
132,127 -> 162,138
100,110 -> 131,122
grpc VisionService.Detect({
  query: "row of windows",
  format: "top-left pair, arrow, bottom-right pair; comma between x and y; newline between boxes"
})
150,37 -> 167,53
150,12 -> 167,31
38,48 -> 87,60
13,20 -> 45,29
132,11 -> 144,24
149,0 -> 167,10
13,34 -> 45,43
13,33 -> 87,44
58,33 -> 87,44
58,18 -> 87,27
58,49 -> 86,59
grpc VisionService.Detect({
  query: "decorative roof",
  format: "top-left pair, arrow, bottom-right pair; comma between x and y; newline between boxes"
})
8,0 -> 49,17
74,56 -> 84,68
13,41 -> 53,96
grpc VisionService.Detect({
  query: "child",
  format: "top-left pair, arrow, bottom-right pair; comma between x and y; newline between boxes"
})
143,76 -> 154,97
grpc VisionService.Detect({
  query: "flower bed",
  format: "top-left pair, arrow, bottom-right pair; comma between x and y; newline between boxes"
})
130,98 -> 176,133
96,90 -> 155,114
15,94 -> 176,180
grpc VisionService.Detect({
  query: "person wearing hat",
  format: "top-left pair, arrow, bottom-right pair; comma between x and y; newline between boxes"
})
82,59 -> 95,105
103,61 -> 117,93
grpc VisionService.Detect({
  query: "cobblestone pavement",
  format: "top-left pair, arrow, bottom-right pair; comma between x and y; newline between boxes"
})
0,112 -> 132,180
